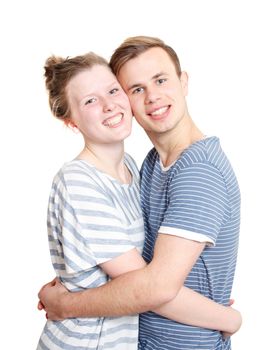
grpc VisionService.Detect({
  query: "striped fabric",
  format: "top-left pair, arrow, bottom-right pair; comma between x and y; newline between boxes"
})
37,154 -> 144,350
139,137 -> 240,350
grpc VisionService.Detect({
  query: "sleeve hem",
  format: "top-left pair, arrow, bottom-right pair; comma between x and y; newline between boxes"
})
159,226 -> 215,246
95,245 -> 138,266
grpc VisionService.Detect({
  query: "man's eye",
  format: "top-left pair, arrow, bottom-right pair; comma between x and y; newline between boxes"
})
132,87 -> 144,94
157,78 -> 166,85
85,97 -> 97,105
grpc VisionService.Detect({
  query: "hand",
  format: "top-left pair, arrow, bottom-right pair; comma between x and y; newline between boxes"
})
228,299 -> 235,307
37,277 -> 69,320
37,277 -> 56,312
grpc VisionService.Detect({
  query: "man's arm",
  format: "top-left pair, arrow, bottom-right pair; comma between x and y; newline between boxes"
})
153,287 -> 241,335
40,234 -> 202,315
39,234 -> 241,333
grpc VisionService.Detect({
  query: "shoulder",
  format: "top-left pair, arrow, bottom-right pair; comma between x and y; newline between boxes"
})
124,153 -> 139,173
51,160 -> 106,198
178,136 -> 222,165
171,138 -> 229,194
53,160 -> 93,184
174,137 -> 230,177
141,147 -> 158,169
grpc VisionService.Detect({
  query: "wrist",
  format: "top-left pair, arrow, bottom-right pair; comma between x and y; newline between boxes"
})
59,290 -> 74,319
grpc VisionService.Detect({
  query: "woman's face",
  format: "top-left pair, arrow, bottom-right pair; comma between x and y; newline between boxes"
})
67,64 -> 133,145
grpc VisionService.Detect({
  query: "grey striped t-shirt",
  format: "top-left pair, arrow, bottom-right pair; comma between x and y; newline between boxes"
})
37,153 -> 144,350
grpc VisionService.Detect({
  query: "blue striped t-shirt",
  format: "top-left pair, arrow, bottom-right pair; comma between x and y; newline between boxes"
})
139,137 -> 240,350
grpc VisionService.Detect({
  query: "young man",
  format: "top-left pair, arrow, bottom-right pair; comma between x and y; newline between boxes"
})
38,37 -> 241,349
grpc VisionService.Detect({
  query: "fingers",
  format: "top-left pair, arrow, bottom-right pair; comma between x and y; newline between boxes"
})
54,277 -> 62,286
37,300 -> 45,310
38,278 -> 57,299
51,277 -> 58,286
222,331 -> 232,339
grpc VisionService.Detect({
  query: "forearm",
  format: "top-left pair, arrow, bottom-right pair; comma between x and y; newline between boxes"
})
153,287 -> 242,333
61,265 -> 174,318
59,235 -> 206,319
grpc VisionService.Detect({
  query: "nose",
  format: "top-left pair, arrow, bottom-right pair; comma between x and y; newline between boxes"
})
102,97 -> 116,113
145,87 -> 161,104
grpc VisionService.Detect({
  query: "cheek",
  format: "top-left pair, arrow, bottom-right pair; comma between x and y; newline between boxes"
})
118,95 -> 130,109
123,99 -> 132,114
176,82 -> 187,98
129,96 -> 143,114
133,115 -> 144,126
81,109 -> 101,127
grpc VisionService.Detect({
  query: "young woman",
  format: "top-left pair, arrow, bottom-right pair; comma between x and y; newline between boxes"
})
37,52 -> 241,350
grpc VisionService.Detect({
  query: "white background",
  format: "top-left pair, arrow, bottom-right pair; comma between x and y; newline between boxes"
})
1,1 -> 276,348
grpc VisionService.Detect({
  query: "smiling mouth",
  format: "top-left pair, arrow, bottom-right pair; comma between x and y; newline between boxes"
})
103,113 -> 123,127
148,106 -> 170,117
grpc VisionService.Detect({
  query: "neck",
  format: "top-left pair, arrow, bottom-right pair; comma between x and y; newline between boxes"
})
147,116 -> 204,168
78,141 -> 130,184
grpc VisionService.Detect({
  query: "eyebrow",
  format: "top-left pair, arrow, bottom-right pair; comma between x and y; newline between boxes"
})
127,71 -> 167,91
81,81 -> 119,101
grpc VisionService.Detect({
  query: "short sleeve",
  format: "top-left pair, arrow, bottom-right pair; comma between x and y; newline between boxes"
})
49,165 -> 137,275
159,162 -> 230,245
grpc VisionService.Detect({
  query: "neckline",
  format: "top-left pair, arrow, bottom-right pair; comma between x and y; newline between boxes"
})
73,157 -> 134,188
158,135 -> 213,172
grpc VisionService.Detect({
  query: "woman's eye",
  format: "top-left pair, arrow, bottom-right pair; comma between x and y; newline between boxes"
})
110,88 -> 119,95
85,97 -> 97,105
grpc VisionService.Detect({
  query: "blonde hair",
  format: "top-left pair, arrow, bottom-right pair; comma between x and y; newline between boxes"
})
44,52 -> 109,123
110,36 -> 182,77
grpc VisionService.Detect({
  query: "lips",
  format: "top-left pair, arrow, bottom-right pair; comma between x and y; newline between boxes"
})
147,105 -> 170,119
102,113 -> 123,127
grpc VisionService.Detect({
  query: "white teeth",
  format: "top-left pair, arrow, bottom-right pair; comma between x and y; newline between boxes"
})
104,114 -> 123,127
151,106 -> 168,116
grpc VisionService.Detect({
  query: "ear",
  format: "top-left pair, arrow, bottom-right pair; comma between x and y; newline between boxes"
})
180,71 -> 188,96
67,120 -> 79,134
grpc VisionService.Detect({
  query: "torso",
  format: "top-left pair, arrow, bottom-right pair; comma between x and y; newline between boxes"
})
37,154 -> 145,350
139,137 -> 240,350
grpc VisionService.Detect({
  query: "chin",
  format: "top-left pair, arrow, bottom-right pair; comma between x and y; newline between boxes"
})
118,128 -> 132,140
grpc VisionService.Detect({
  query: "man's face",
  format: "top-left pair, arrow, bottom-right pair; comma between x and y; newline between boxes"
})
117,47 -> 188,135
